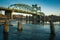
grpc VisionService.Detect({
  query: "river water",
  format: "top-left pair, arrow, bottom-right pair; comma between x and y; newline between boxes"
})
0,22 -> 60,40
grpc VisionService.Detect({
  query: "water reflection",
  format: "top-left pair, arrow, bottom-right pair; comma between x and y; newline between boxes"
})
3,32 -> 8,40
49,33 -> 55,40
17,28 -> 23,32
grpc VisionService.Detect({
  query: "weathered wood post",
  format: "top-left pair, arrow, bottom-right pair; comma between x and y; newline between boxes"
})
18,21 -> 22,31
3,20 -> 9,33
49,20 -> 55,35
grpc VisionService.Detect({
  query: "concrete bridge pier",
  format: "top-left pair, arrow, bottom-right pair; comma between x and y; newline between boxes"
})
32,14 -> 37,24
26,15 -> 28,24
41,16 -> 45,24
5,10 -> 13,19
32,14 -> 41,24
37,15 -> 41,24
29,16 -> 31,24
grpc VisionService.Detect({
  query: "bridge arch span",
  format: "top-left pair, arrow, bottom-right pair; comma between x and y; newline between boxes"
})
8,4 -> 33,12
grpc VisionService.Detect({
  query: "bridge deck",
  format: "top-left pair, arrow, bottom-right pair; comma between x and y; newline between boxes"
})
0,7 -> 37,15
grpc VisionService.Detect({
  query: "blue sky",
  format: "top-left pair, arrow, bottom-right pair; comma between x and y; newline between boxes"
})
0,0 -> 60,15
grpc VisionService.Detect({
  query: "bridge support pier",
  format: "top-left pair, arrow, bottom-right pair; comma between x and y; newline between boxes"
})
32,14 -> 37,24
26,15 -> 28,24
32,14 -> 40,24
5,10 -> 13,19
29,16 -> 31,24
37,15 -> 41,24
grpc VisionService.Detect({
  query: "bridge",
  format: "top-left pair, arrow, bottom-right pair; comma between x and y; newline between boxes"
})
0,4 -> 55,36
0,4 -> 43,15
0,4 -> 45,24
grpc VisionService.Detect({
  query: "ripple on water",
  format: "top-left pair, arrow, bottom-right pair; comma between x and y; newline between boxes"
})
0,23 -> 60,40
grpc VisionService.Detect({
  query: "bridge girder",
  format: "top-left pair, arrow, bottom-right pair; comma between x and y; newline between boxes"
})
0,4 -> 45,16
8,4 -> 33,12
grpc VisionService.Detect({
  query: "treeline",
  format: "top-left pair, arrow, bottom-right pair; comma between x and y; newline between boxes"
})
41,15 -> 60,22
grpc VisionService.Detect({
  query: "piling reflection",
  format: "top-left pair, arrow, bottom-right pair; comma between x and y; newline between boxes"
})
3,32 -> 8,40
49,33 -> 55,40
18,28 -> 23,32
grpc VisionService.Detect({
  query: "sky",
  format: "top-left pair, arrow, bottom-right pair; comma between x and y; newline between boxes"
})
0,0 -> 60,16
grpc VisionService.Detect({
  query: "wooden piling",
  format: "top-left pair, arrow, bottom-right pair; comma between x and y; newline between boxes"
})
18,21 -> 22,31
4,20 -> 9,33
50,20 -> 55,35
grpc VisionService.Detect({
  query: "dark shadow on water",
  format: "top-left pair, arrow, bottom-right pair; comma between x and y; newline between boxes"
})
17,28 -> 23,32
49,33 -> 55,40
3,32 -> 8,40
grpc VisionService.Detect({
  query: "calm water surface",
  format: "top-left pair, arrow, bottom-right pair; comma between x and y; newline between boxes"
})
0,22 -> 60,40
